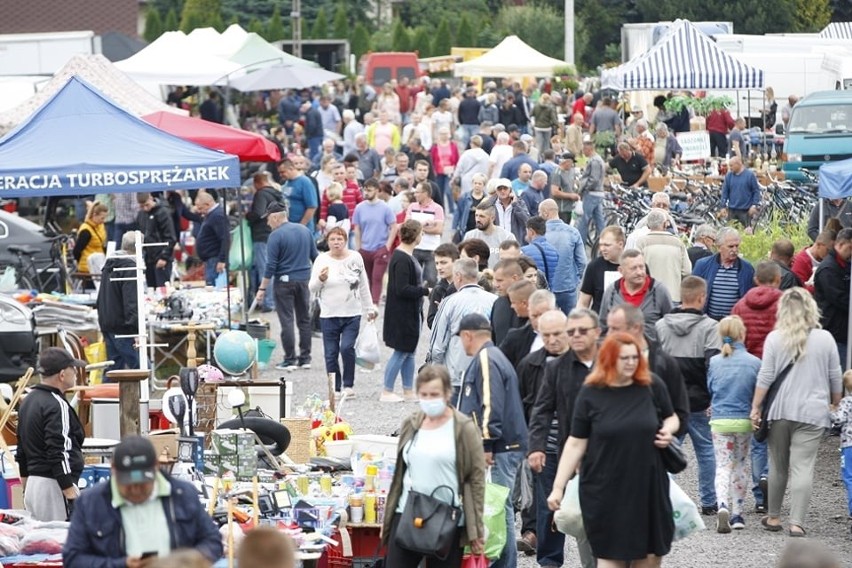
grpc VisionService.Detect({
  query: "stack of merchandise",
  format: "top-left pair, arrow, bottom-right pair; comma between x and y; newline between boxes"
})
209,429 -> 257,480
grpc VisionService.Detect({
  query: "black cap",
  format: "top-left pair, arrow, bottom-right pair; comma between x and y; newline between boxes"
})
560,152 -> 575,161
37,347 -> 86,376
112,436 -> 157,485
455,313 -> 491,335
262,201 -> 288,218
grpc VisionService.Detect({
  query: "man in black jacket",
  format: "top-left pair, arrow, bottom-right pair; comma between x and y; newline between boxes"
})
181,191 -> 230,286
490,259 -> 524,345
136,193 -> 176,287
17,348 -> 86,521
514,309 -> 570,560
606,304 -> 690,439
815,227 -> 852,370
247,173 -> 284,311
499,282 -> 546,368
97,232 -> 139,371
527,307 -> 600,568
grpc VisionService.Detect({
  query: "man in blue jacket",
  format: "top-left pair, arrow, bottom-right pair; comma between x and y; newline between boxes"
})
521,216 -> 559,286
458,313 -> 528,568
693,227 -> 755,320
720,156 -> 762,228
181,191 -> 230,286
63,436 -> 222,568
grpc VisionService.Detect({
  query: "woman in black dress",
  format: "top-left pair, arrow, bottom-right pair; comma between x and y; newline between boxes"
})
547,332 -> 679,568
381,219 -> 429,402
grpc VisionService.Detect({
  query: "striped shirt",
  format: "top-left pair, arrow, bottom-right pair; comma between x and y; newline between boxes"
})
708,265 -> 740,319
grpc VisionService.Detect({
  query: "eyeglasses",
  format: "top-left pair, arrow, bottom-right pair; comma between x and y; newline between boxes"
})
566,326 -> 595,336
619,355 -> 641,362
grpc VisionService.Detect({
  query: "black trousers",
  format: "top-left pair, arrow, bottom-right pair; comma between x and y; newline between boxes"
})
709,131 -> 728,158
384,512 -> 464,568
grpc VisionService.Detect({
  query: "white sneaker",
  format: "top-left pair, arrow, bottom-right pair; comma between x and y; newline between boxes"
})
343,387 -> 357,399
717,507 -> 731,534
380,392 -> 403,403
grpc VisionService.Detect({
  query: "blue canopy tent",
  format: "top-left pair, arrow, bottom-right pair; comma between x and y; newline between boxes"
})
818,157 -> 852,368
0,76 -> 240,198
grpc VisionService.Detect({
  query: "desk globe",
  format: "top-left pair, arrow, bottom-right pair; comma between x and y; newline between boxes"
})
213,330 -> 257,376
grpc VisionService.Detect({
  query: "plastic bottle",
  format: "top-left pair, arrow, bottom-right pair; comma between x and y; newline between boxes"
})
376,492 -> 386,524
364,491 -> 377,524
365,464 -> 378,492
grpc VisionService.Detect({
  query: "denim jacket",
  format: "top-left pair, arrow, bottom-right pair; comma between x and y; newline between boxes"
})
707,343 -> 761,420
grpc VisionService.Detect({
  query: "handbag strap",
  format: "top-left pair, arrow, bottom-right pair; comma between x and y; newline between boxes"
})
763,360 -> 795,409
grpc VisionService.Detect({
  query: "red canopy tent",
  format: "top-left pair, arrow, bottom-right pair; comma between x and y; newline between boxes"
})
142,111 -> 281,162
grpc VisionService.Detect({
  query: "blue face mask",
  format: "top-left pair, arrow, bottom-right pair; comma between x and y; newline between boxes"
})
419,398 -> 447,417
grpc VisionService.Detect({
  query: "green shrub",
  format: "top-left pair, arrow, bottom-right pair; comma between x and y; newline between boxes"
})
739,215 -> 810,264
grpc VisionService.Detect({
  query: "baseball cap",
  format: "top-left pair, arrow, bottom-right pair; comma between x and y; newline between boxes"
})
112,436 -> 158,485
520,133 -> 533,143
37,347 -> 86,376
495,178 -> 512,189
631,104 -> 642,113
456,313 -> 491,335
262,201 -> 288,218
560,151 -> 576,161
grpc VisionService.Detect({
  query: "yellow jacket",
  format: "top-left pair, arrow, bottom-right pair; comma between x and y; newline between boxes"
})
76,221 -> 106,273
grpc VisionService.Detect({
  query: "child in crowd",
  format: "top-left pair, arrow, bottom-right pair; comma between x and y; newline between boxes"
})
323,183 -> 350,236
830,370 -> 852,533
707,315 -> 761,534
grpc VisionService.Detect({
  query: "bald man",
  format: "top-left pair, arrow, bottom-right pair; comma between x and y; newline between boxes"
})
181,191 -> 231,285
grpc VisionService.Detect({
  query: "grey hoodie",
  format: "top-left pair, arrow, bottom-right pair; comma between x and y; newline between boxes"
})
655,309 -> 721,411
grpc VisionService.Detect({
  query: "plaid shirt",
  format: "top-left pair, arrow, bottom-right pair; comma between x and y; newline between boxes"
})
113,192 -> 139,225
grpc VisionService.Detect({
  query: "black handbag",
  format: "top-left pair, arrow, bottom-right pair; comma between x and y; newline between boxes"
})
754,361 -> 795,443
395,485 -> 461,560
648,385 -> 688,474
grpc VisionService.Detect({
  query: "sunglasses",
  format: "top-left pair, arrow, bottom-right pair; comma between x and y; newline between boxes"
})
566,326 -> 595,336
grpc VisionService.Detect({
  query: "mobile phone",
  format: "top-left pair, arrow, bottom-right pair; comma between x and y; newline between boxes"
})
141,552 -> 158,559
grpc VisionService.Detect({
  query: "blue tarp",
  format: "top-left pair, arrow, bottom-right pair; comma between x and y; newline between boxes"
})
0,76 -> 240,198
819,158 -> 852,199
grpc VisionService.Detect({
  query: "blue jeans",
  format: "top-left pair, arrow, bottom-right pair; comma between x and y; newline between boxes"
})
679,410 -> 717,508
535,453 -> 565,566
842,446 -> 852,516
250,242 -> 274,310
436,174 -> 455,214
383,350 -> 415,392
320,316 -> 360,391
204,258 -> 219,286
308,136 -> 323,161
490,451 -> 523,568
554,290 -> 577,316
838,342 -> 848,372
577,193 -> 605,246
751,438 -> 769,505
460,124 -> 478,148
104,333 -> 139,373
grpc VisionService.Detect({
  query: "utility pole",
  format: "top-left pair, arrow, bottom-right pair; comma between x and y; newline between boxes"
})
291,0 -> 302,59
564,0 -> 574,66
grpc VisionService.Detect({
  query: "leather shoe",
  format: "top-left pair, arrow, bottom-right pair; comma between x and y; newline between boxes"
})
516,531 -> 537,556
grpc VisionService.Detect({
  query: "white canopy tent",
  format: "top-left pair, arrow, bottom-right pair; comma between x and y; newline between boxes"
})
453,36 -> 569,77
188,25 -> 318,71
602,19 -> 764,90
0,54 -> 186,135
114,31 -> 244,85
820,22 -> 852,39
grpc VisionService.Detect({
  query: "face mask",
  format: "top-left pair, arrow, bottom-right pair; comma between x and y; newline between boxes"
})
419,398 -> 447,418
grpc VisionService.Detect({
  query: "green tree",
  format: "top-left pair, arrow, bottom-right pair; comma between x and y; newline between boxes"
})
143,8 -> 164,42
411,26 -> 432,57
248,17 -> 265,35
494,5 -> 564,59
793,0 -> 831,31
351,22 -> 372,58
210,11 -> 225,32
332,3 -> 348,39
391,20 -> 411,51
164,7 -> 180,31
311,6 -> 329,39
266,6 -> 286,41
455,13 -> 476,47
432,17 -> 453,56
398,0 -> 489,29
179,0 -> 221,32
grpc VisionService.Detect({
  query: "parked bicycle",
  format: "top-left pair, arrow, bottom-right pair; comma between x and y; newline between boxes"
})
5,233 -> 75,294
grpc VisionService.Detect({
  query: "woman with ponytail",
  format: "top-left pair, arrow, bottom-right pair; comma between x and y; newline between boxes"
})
707,315 -> 760,533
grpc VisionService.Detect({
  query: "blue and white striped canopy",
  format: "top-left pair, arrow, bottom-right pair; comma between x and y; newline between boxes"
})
820,22 -> 852,39
602,19 -> 764,91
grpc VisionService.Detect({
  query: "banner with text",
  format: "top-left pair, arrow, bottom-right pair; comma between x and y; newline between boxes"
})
676,130 -> 712,162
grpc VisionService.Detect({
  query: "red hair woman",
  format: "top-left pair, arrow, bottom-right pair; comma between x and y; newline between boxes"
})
546,332 -> 679,568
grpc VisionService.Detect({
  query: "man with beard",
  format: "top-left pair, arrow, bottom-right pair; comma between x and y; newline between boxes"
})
463,203 -> 515,268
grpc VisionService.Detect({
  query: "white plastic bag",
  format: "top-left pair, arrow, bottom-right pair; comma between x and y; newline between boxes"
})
355,321 -> 380,369
553,475 -> 584,537
0,266 -> 16,292
670,477 -> 706,541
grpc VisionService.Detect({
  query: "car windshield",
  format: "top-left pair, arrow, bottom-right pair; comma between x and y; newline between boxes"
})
788,104 -> 852,134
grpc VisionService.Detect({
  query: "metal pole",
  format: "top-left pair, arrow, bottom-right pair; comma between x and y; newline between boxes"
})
292,0 -> 302,60
564,0 -> 575,67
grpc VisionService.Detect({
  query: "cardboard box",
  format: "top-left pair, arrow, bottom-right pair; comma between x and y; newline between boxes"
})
217,451 -> 258,479
211,429 -> 254,455
149,429 -> 179,461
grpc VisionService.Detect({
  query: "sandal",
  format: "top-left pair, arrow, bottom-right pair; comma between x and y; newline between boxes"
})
788,525 -> 807,537
761,516 -> 783,532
